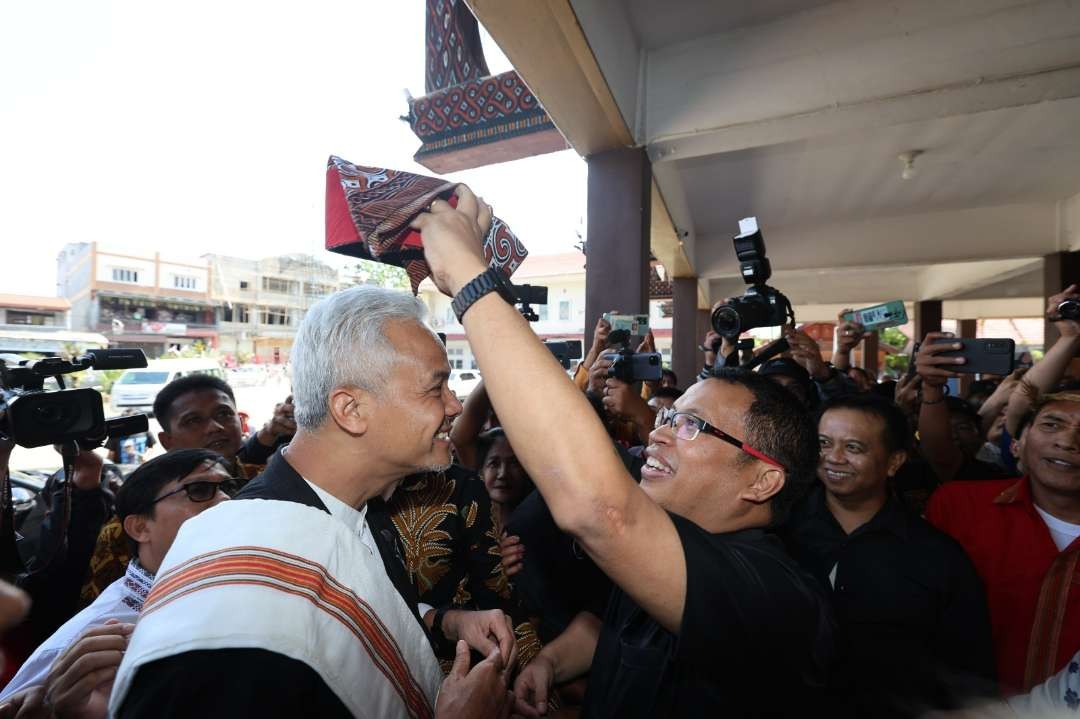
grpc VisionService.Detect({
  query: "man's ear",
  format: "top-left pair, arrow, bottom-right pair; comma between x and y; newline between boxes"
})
886,450 -> 908,478
328,386 -> 372,437
123,514 -> 152,546
158,431 -> 173,450
739,466 -> 786,505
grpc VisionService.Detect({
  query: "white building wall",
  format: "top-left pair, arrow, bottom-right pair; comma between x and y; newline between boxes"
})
96,255 -> 155,287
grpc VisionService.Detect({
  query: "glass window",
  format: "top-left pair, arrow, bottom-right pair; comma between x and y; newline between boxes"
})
7,311 -> 53,326
260,307 -> 290,326
239,280 -> 249,290
173,275 -> 197,290
262,277 -> 296,294
559,300 -> 571,321
117,371 -> 171,385
111,268 -> 139,283
538,303 -> 549,321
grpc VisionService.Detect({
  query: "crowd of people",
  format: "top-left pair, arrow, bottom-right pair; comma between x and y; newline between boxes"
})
0,186 -> 1077,718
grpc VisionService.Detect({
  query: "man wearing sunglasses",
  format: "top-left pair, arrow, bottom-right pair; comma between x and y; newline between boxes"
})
0,448 -> 233,711
405,187 -> 832,718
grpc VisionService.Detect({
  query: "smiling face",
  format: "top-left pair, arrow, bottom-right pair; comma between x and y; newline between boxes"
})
362,320 -> 463,488
1020,399 -> 1080,499
159,389 -> 243,461
640,379 -> 773,531
817,408 -> 906,503
481,434 -> 531,508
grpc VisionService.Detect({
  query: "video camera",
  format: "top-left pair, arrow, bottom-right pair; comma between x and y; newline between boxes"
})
0,349 -> 150,449
711,217 -> 793,339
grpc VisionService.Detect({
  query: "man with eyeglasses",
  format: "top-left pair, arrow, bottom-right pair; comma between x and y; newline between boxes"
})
404,188 -> 833,718
0,449 -> 233,711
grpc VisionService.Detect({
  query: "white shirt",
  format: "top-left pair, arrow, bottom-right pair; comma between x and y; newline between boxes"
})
0,561 -> 152,700
1035,505 -> 1080,552
300,478 -> 433,620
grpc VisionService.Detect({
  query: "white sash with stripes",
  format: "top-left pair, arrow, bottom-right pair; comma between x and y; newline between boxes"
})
109,499 -> 443,719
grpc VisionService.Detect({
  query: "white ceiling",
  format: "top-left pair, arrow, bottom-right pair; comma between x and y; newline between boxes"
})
678,96 -> 1080,238
624,0 -> 835,49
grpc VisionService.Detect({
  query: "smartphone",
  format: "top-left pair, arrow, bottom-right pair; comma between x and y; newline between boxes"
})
603,313 -> 650,336
905,342 -> 920,380
928,338 -> 1016,376
843,301 -> 907,331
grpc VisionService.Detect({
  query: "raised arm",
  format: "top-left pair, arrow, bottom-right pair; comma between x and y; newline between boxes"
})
916,332 -> 967,482
1003,285 -> 1080,436
412,187 -> 688,633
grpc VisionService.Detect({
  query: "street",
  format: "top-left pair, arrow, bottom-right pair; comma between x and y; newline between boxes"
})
8,376 -> 293,472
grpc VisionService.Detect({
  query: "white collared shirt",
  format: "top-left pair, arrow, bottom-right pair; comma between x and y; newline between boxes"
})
301,477 -> 377,558
299,477 -> 433,621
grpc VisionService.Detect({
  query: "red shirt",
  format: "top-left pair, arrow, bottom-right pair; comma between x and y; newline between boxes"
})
926,478 -> 1080,693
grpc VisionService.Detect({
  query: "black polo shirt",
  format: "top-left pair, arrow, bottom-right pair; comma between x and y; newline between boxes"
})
783,486 -> 996,716
582,512 -> 833,718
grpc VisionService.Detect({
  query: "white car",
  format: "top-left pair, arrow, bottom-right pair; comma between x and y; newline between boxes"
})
448,370 -> 482,399
110,359 -> 226,416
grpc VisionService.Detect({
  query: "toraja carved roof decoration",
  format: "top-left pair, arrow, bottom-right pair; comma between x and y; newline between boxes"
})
649,264 -> 673,300
407,0 -> 567,174
424,0 -> 488,93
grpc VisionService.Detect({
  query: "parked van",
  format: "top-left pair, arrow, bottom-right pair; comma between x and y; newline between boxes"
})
109,359 -> 225,416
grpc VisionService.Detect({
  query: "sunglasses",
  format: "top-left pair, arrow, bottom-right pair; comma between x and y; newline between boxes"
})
152,478 -> 240,505
653,407 -> 785,470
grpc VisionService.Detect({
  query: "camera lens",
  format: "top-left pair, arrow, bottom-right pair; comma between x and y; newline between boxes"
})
1059,299 -> 1080,321
711,305 -> 742,338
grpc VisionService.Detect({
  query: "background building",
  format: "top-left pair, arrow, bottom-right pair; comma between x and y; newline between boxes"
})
56,243 -> 216,358
206,253 -> 343,364
0,293 -> 107,355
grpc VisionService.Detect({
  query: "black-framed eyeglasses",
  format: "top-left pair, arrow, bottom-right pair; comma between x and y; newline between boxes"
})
152,478 -> 240,505
653,407 -> 786,470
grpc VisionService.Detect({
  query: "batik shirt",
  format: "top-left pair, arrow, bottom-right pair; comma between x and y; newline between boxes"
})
385,466 -> 541,669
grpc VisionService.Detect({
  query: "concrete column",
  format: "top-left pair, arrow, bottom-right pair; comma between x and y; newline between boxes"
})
672,278 -> 699,389
861,331 -> 879,378
696,309 -> 711,376
914,300 -> 942,343
1044,251 -> 1080,348
584,148 -> 651,358
958,319 -> 977,397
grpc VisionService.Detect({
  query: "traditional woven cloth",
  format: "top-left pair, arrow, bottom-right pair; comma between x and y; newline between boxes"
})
109,499 -> 443,719
325,155 -> 528,292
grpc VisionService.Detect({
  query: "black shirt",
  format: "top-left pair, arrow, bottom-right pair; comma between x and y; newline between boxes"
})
782,486 -> 996,716
582,512 -> 833,718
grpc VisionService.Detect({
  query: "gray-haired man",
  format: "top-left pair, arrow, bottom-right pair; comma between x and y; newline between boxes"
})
111,286 -> 515,719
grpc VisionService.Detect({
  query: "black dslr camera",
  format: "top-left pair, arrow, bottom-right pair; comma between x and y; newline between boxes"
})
0,349 -> 150,449
711,217 -> 793,339
545,340 -> 582,370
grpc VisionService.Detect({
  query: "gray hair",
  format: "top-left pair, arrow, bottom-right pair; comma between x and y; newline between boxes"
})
291,285 -> 431,429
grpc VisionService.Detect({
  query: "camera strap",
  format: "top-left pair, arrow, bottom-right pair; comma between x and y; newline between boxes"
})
0,467 -> 27,577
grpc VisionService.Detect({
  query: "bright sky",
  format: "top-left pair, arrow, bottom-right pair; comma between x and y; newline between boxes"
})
0,0 -> 587,297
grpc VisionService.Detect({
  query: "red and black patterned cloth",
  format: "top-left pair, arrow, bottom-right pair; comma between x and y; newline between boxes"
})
325,155 -> 528,293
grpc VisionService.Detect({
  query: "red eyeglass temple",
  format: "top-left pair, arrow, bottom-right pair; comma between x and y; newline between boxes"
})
738,443 -> 785,470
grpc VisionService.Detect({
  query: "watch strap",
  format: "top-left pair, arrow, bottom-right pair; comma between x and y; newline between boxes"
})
451,268 -> 516,322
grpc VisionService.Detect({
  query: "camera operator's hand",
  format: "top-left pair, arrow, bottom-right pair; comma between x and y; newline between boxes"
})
783,327 -> 830,381
916,332 -> 965,392
603,378 -> 655,444
257,394 -> 296,447
593,315 -> 612,351
701,330 -> 722,368
52,448 -> 105,492
894,372 -> 922,416
410,185 -> 492,297
1048,284 -> 1080,337
833,311 -> 866,371
587,355 -> 614,397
